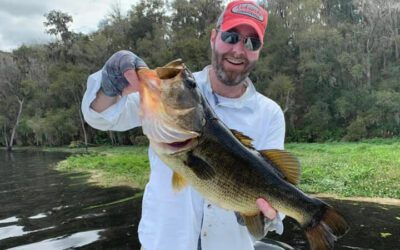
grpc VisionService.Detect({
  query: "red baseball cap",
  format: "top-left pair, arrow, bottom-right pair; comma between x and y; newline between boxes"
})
218,0 -> 269,41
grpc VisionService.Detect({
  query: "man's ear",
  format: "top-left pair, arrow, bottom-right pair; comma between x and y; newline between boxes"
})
210,28 -> 217,47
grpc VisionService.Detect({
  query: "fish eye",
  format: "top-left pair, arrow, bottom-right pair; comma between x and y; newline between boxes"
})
184,77 -> 196,89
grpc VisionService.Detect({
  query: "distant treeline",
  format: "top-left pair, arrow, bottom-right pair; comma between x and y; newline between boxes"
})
0,0 -> 399,150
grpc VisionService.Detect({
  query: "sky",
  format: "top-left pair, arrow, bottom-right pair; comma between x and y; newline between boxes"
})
0,0 -> 138,52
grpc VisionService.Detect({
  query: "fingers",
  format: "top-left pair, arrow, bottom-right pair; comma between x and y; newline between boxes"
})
122,69 -> 140,95
256,198 -> 277,220
100,50 -> 147,97
119,50 -> 148,73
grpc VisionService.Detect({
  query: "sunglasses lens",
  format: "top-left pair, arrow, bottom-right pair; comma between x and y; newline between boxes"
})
221,31 -> 240,44
220,31 -> 261,51
244,37 -> 261,51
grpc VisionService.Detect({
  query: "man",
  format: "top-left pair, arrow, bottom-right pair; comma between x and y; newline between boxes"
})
82,1 -> 287,249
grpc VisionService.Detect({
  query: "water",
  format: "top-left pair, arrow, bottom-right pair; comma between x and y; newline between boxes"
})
0,150 -> 142,249
1,150 -> 399,250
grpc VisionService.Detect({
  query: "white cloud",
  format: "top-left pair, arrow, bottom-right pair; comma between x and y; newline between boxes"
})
0,0 -> 137,52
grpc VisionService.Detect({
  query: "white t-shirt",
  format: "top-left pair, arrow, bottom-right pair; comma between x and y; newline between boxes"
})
82,65 -> 286,250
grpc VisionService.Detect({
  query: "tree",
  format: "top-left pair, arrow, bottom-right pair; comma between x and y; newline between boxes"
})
0,54 -> 31,151
166,0 -> 223,70
264,74 -> 294,113
48,64 -> 90,147
127,0 -> 167,50
0,0 -> 397,146
44,10 -> 73,44
351,0 -> 400,88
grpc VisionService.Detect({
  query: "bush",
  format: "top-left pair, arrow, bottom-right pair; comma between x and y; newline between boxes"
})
69,140 -> 86,148
343,117 -> 368,141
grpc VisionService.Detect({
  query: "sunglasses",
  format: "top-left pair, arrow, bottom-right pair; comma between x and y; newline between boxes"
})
217,29 -> 262,51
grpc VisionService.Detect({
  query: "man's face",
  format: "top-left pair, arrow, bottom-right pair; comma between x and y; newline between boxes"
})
211,24 -> 262,86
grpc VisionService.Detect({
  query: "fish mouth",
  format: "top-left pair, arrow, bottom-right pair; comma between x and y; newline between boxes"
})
155,137 -> 199,155
167,138 -> 193,148
141,115 -> 202,154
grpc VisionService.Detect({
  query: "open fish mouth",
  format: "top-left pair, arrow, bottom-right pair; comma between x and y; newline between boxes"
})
167,138 -> 193,148
152,137 -> 199,155
142,117 -> 200,153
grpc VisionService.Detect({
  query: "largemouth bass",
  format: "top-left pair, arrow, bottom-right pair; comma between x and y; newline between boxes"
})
136,60 -> 349,250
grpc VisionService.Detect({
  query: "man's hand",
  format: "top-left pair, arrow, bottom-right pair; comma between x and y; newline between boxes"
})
234,198 -> 281,237
256,198 -> 277,220
91,51 -> 147,113
100,50 -> 148,97
122,69 -> 141,95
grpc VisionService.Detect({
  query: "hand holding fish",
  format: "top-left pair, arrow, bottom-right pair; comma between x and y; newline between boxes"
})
100,50 -> 148,97
122,69 -> 141,95
91,51 -> 148,113
256,198 -> 277,220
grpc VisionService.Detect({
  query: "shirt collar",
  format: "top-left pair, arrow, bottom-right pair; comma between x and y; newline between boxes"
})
197,65 -> 257,109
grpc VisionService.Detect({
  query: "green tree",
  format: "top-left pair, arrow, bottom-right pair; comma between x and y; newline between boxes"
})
47,64 -> 90,146
44,10 -> 73,44
169,0 -> 223,70
264,74 -> 294,113
0,48 -> 38,150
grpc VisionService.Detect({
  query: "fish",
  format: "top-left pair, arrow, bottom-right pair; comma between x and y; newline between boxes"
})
136,59 -> 349,250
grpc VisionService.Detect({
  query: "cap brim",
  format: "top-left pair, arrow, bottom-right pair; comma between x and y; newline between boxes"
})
220,18 -> 264,41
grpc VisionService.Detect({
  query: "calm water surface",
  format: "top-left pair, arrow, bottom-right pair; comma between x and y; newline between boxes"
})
0,150 -> 142,249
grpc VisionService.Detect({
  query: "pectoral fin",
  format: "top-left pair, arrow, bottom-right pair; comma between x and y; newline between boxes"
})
240,212 -> 266,240
172,171 -> 188,192
185,153 -> 215,180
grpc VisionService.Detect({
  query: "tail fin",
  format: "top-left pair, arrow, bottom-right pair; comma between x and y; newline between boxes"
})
305,206 -> 349,250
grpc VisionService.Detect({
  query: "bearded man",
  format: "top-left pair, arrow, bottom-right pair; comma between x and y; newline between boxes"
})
82,1 -> 287,249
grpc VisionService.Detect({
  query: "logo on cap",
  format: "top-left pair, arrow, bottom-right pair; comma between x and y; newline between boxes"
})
232,3 -> 264,22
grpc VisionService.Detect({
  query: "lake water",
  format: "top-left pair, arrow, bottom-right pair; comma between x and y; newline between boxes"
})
0,150 -> 142,249
0,150 -> 399,250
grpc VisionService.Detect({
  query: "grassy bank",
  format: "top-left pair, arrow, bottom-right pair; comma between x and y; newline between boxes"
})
287,139 -> 400,198
56,139 -> 400,198
56,146 -> 150,188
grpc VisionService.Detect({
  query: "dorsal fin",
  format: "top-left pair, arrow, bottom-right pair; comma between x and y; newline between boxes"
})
260,149 -> 301,185
231,130 -> 255,149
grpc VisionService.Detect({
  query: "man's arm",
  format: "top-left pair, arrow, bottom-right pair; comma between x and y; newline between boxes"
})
81,51 -> 147,131
90,90 -> 119,113
90,50 -> 147,112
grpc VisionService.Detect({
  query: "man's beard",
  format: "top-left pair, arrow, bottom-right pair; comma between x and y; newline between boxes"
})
211,47 -> 257,86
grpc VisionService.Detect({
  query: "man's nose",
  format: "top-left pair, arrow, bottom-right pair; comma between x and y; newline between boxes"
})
231,40 -> 246,55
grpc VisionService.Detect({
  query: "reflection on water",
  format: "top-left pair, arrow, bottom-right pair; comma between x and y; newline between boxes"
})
0,225 -> 28,241
8,229 -> 104,250
0,217 -> 19,224
28,213 -> 47,219
0,150 -> 142,249
0,225 -> 56,241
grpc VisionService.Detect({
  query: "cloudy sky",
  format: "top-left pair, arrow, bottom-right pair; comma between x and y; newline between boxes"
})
0,0 -> 138,52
